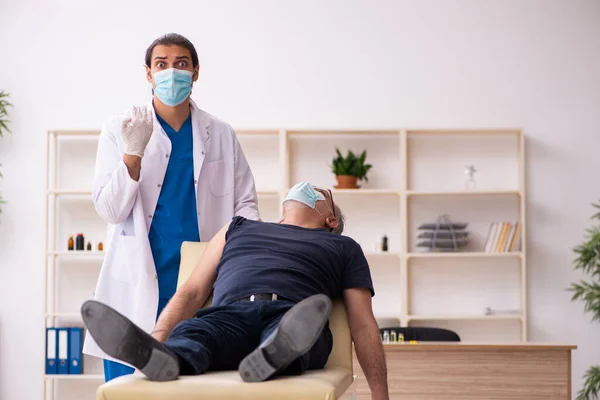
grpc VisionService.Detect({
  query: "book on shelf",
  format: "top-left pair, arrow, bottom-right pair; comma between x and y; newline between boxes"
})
483,221 -> 521,252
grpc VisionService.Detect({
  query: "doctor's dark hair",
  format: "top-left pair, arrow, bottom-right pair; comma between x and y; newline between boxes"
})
145,33 -> 199,68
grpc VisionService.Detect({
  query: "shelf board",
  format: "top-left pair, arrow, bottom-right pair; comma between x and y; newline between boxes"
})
334,188 -> 399,195
406,129 -> 521,135
287,129 -> 400,136
235,129 -> 280,135
48,190 -> 92,196
45,374 -> 104,380
407,252 -> 523,259
257,190 -> 280,196
406,189 -> 521,197
48,251 -> 105,258
49,130 -> 100,136
407,314 -> 523,321
46,313 -> 82,319
364,251 -> 401,258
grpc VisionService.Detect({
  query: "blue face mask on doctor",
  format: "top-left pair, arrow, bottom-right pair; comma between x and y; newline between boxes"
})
153,68 -> 193,107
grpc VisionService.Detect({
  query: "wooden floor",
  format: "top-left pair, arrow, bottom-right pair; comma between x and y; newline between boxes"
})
351,343 -> 576,400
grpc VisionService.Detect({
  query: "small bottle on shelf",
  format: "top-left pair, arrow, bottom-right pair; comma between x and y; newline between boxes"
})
75,233 -> 84,251
86,242 -> 92,251
373,236 -> 383,252
382,235 -> 388,252
67,235 -> 74,251
98,242 -> 104,252
382,330 -> 390,344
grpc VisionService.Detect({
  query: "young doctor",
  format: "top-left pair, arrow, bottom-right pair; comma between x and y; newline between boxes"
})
82,33 -> 260,382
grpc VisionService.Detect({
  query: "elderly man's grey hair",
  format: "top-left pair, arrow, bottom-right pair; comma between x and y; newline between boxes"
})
332,204 -> 345,235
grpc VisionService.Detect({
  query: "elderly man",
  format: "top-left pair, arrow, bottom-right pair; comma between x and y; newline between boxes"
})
82,182 -> 389,400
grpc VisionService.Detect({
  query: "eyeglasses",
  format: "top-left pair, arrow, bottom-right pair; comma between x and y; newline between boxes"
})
314,187 -> 336,218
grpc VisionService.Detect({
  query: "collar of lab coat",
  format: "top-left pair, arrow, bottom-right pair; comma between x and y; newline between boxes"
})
144,98 -> 211,141
144,97 -> 211,181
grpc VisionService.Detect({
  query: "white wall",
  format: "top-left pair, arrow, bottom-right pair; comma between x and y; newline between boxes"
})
1,0 -> 599,398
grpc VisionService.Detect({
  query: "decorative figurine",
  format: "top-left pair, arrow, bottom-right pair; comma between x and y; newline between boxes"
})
464,165 -> 477,189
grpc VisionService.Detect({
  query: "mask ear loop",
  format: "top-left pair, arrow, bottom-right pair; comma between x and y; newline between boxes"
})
314,187 -> 335,231
315,207 -> 335,232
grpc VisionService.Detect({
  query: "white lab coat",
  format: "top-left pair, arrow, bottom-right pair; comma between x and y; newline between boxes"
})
82,99 -> 260,362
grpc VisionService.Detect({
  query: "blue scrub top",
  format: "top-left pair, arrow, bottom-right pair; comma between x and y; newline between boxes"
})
149,113 -> 200,317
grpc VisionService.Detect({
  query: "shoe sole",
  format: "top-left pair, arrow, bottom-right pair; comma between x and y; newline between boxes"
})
81,300 -> 179,381
238,294 -> 332,382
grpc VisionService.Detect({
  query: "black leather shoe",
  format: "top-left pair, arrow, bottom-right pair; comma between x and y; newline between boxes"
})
81,300 -> 179,381
238,294 -> 332,382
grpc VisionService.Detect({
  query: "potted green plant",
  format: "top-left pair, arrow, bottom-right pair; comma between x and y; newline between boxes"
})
568,201 -> 600,399
0,90 -> 12,213
331,148 -> 372,189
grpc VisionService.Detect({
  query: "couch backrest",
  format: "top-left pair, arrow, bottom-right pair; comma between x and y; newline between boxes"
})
178,241 -> 353,372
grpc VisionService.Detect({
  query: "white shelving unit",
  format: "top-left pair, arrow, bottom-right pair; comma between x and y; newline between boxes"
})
44,127 -> 526,399
44,131 -> 106,400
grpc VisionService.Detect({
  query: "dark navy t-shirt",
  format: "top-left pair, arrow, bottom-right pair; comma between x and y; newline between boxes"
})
212,216 -> 375,306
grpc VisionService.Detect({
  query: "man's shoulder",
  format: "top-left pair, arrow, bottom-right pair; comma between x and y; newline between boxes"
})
226,216 -> 263,238
332,233 -> 362,249
329,234 -> 368,262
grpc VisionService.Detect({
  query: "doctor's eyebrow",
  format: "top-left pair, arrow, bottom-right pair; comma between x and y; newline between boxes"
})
153,55 -> 190,61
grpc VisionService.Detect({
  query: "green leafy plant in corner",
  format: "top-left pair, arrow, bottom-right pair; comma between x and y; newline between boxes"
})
0,90 -> 12,213
331,148 -> 372,181
568,201 -> 600,399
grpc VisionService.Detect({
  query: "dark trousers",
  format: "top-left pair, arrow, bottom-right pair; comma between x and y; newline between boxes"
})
165,300 -> 333,376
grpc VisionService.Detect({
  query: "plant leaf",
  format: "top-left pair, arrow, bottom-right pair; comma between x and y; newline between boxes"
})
330,147 -> 372,181
576,365 -> 600,400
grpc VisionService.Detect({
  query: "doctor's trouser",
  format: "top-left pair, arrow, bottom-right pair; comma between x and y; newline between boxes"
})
164,300 -> 333,375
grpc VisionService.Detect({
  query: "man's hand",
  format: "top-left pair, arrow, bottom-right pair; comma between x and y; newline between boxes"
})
122,106 -> 153,158
344,288 -> 389,400
121,106 -> 153,181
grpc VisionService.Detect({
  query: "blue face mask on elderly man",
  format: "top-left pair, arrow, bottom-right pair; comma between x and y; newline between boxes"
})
283,182 -> 335,225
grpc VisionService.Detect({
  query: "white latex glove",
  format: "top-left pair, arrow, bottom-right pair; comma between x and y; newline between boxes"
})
121,106 -> 154,157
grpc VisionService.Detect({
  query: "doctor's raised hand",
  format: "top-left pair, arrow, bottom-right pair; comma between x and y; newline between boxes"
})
121,106 -> 154,181
85,32 -> 260,383
122,106 -> 153,157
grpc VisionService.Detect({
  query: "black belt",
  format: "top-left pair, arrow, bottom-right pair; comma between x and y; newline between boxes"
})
234,293 -> 293,303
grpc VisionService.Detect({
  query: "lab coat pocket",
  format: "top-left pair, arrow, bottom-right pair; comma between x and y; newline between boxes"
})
109,233 -> 141,285
207,159 -> 233,197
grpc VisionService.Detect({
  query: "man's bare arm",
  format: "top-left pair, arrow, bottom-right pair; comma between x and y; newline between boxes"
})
151,221 -> 230,342
344,288 -> 389,400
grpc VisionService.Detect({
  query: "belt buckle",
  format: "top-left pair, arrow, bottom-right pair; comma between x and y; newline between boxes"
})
249,294 -> 277,302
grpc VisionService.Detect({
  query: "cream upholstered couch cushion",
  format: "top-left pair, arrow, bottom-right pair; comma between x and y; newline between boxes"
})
96,242 -> 355,400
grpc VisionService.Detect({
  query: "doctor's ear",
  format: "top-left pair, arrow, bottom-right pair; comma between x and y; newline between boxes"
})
145,66 -> 153,84
192,66 -> 200,82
